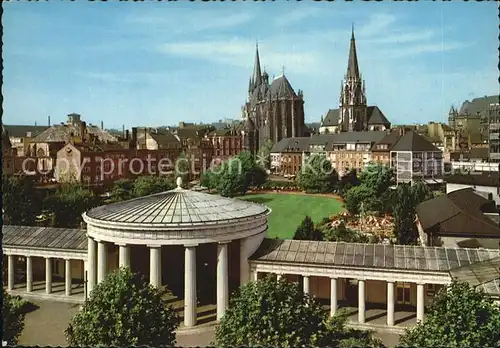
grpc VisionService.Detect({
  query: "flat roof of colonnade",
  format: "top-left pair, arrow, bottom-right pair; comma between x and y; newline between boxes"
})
3,225 -> 500,294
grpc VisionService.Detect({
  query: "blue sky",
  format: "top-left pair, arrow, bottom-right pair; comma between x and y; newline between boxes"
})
3,1 -> 499,130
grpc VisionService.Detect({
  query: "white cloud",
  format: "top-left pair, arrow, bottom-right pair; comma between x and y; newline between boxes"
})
157,39 -> 320,75
125,10 -> 254,34
357,13 -> 397,37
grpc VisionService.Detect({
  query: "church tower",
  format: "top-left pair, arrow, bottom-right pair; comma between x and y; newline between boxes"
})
339,26 -> 367,132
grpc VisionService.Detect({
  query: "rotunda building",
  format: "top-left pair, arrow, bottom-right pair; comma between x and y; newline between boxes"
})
82,177 -> 270,327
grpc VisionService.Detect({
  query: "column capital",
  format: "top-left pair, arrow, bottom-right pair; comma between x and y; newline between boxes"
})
184,243 -> 199,248
116,242 -> 128,247
387,280 -> 395,284
146,245 -> 162,249
329,276 -> 338,280
63,258 -> 71,261
45,256 -> 53,260
218,240 -> 232,245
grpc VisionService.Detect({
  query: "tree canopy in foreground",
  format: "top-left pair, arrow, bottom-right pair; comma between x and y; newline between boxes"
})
65,267 -> 179,347
215,275 -> 383,347
399,281 -> 500,347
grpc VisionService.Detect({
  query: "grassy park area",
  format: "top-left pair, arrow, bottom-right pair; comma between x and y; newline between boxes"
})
239,193 -> 344,239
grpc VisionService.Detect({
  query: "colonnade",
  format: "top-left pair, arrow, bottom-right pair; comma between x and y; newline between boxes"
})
6,254 -> 82,297
87,237 -> 230,327
262,271 -> 427,325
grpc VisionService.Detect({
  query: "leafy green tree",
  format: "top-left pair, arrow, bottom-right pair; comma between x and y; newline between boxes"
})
65,267 -> 179,347
2,175 -> 41,225
215,275 -> 382,347
359,163 -> 393,197
131,175 -> 173,197
399,281 -> 500,347
108,178 -> 134,202
293,215 -> 323,241
392,183 -> 418,245
46,183 -> 100,228
296,154 -> 338,193
322,222 -> 373,243
2,289 -> 27,345
338,169 -> 360,194
343,184 -> 374,215
257,139 -> 274,170
393,182 -> 434,245
216,159 -> 247,197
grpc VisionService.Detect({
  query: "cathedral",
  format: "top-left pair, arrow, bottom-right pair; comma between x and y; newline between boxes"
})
319,27 -> 391,134
241,45 -> 307,155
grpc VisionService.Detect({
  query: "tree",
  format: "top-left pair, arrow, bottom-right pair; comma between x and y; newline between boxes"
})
393,182 -> 434,245
108,178 -> 134,202
46,183 -> 100,228
343,184 -> 374,216
293,215 -> 323,241
338,169 -> 360,195
296,154 -> 338,193
65,267 -> 179,347
215,275 -> 382,347
216,159 -> 247,197
2,175 -> 41,225
392,183 -> 418,245
359,163 -> 393,197
257,139 -> 274,170
131,175 -> 173,198
399,281 -> 500,347
2,289 -> 27,345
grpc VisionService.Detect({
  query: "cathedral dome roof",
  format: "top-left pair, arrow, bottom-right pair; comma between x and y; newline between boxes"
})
268,75 -> 297,99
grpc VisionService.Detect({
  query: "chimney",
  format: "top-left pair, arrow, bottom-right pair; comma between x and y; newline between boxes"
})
101,121 -> 104,130
48,116 -> 51,127
122,124 -> 125,138
132,127 -> 138,148
126,129 -> 130,140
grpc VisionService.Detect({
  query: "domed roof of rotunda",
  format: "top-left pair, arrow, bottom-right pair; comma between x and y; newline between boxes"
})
85,177 -> 269,226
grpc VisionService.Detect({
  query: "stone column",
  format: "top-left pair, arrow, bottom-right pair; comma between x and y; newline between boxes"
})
97,240 -> 107,284
277,273 -> 283,281
45,257 -> 52,294
417,283 -> 425,323
149,246 -> 161,288
118,244 -> 131,268
330,277 -> 337,317
303,275 -> 310,294
65,259 -> 72,296
252,270 -> 258,282
239,238 -> 250,286
217,242 -> 229,321
358,279 -> 365,323
387,281 -> 395,326
26,256 -> 33,292
83,260 -> 88,300
7,255 -> 15,291
87,237 -> 97,294
184,245 -> 197,327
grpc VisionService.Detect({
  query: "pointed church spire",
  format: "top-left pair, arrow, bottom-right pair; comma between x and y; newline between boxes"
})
252,42 -> 262,87
346,24 -> 360,79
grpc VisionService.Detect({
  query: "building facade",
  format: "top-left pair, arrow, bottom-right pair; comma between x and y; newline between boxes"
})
241,45 -> 306,155
390,131 -> 444,185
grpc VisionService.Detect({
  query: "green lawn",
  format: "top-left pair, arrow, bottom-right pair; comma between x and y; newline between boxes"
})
239,193 -> 345,239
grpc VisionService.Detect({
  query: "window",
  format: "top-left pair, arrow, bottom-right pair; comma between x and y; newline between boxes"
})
396,283 -> 411,304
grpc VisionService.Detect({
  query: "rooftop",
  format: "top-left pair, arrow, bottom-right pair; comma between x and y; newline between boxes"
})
416,188 -> 500,237
85,177 -> 269,225
250,238 -> 500,272
3,225 -> 87,251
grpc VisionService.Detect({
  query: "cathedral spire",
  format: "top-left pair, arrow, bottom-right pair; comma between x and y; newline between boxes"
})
346,24 -> 360,79
252,42 -> 262,88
